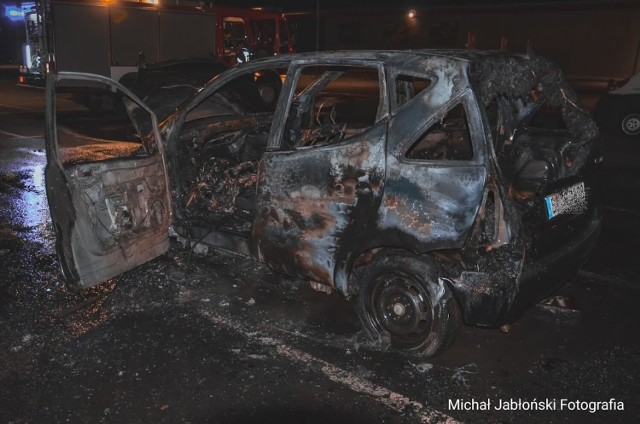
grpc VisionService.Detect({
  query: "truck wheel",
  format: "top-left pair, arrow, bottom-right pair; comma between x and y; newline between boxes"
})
621,113 -> 640,137
355,251 -> 459,358
257,82 -> 279,106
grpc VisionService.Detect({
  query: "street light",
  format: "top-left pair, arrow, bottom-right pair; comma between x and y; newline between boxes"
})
407,9 -> 416,19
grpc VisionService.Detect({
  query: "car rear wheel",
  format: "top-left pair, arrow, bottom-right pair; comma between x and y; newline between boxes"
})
355,251 -> 459,358
621,113 -> 640,136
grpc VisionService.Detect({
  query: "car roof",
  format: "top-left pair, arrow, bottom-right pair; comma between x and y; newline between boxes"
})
257,49 -> 531,65
246,49 -> 594,141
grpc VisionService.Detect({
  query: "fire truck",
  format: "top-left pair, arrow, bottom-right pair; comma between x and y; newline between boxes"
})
18,0 -> 294,86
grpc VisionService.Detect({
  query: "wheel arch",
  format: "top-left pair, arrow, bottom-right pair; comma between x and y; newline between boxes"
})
351,247 -> 461,357
337,244 -> 463,299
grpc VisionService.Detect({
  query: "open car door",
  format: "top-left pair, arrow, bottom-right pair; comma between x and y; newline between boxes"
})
45,71 -> 172,289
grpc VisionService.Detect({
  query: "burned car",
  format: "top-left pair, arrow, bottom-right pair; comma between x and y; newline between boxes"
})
45,51 -> 602,357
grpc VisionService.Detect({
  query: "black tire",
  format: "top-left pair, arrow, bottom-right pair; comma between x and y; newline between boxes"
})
355,251 -> 460,358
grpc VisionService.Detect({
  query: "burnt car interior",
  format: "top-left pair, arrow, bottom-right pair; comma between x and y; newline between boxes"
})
284,65 -> 381,149
173,64 -> 385,236
484,94 -> 569,184
175,68 -> 281,235
479,89 -> 595,262
405,103 -> 474,161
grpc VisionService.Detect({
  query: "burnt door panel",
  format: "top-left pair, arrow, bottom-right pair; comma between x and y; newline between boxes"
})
254,62 -> 388,293
379,163 -> 486,250
254,123 -> 386,291
45,72 -> 172,289
380,95 -> 488,251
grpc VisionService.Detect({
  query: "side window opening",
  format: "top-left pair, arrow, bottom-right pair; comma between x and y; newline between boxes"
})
55,80 -> 154,167
284,65 -> 381,149
395,74 -> 431,107
405,103 -> 474,161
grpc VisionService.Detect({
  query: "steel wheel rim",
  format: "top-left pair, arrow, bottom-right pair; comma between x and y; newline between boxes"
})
622,114 -> 640,135
368,271 -> 433,341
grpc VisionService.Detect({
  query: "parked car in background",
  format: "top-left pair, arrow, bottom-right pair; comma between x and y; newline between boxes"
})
44,51 -> 602,358
118,57 -> 283,121
118,58 -> 230,121
594,72 -> 640,137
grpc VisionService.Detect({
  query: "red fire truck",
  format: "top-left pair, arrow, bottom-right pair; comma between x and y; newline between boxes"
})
18,0 -> 294,85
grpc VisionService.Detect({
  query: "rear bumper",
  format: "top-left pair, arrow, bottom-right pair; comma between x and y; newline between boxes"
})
452,208 -> 601,327
505,209 -> 601,322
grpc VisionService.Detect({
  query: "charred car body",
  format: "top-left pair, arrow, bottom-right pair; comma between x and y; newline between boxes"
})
45,51 -> 602,357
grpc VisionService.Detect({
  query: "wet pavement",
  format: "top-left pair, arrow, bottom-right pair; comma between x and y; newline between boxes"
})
1,75 -> 640,423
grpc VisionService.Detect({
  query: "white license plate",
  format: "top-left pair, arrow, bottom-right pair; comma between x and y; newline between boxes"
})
545,182 -> 587,219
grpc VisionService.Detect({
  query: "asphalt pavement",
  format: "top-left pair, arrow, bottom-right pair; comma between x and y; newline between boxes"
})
1,74 -> 639,424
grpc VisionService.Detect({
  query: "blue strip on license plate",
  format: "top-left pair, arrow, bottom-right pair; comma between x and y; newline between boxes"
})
545,182 -> 587,219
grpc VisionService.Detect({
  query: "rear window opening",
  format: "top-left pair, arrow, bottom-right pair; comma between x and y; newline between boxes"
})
527,101 -> 567,131
405,103 -> 473,161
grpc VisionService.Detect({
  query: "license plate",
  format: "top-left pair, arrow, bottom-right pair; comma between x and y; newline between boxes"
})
545,182 -> 587,219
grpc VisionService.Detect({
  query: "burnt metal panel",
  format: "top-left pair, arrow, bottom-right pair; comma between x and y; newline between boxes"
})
45,72 -> 173,289
254,123 -> 386,294
380,77 -> 488,251
64,159 -> 171,285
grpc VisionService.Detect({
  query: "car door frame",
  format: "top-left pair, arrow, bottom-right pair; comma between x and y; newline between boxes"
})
381,66 -> 490,253
252,59 -> 389,295
158,59 -> 294,260
163,58 -> 294,199
45,70 -> 173,289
